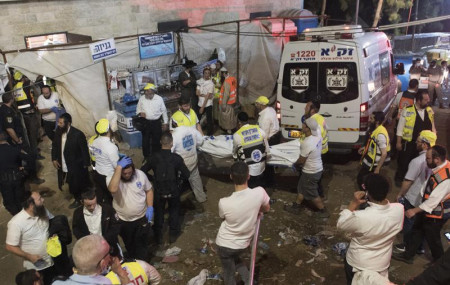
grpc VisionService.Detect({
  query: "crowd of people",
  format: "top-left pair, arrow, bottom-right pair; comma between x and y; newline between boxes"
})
0,59 -> 449,285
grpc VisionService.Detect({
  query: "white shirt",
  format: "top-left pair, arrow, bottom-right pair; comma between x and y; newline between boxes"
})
90,136 -> 119,176
404,151 -> 432,207
418,161 -> 450,214
37,92 -> 60,121
6,209 -> 54,270
337,202 -> 404,275
396,106 -> 426,137
216,187 -> 270,249
233,125 -> 268,176
258,107 -> 280,139
106,169 -> 152,222
136,94 -> 168,124
171,126 -> 203,171
83,204 -> 102,236
300,135 -> 323,174
196,78 -> 214,108
61,127 -> 70,173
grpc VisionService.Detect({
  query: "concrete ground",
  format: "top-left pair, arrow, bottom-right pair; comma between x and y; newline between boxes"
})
0,90 -> 449,284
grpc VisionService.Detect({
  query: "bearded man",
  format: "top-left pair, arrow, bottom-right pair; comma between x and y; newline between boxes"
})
51,113 -> 91,208
107,156 -> 154,260
37,85 -> 61,142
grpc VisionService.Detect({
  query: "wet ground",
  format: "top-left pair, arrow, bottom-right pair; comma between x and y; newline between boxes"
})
0,97 -> 449,285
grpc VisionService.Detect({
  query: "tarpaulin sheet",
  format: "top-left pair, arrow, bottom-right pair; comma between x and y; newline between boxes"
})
3,22 -> 282,135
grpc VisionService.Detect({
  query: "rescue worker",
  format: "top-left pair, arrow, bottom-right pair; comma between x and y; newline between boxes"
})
357,112 -> 390,190
36,84 -> 61,142
171,95 -> 204,135
105,248 -> 161,285
218,67 -> 238,134
136,83 -> 168,159
90,119 -> 119,204
393,145 -> 450,264
178,59 -> 198,115
409,58 -> 426,81
394,79 -> 419,121
233,112 -> 269,189
141,132 -> 190,244
0,93 -> 44,185
12,71 -> 42,160
211,61 -> 223,121
395,90 -> 435,186
87,121 -> 100,167
426,60 -> 444,108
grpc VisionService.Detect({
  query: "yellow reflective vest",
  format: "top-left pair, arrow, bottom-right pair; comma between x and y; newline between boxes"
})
361,125 -> 390,171
235,124 -> 266,165
172,109 -> 198,127
88,135 -> 99,163
402,105 -> 434,142
212,72 -> 222,99
13,82 -> 34,112
311,113 -> 328,154
105,261 -> 148,285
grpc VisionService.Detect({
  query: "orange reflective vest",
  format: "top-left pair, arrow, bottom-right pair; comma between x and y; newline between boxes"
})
219,76 -> 237,105
422,161 -> 450,219
397,91 -> 415,119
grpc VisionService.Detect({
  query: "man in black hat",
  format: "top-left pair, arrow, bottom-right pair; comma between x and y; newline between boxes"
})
179,59 -> 198,115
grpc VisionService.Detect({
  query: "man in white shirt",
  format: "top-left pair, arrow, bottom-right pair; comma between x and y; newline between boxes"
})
107,156 -> 154,260
172,125 -> 207,204
37,85 -> 60,142
394,130 -> 436,252
284,117 -> 329,218
90,118 -> 119,204
233,112 -> 269,189
255,96 -> 280,145
337,174 -> 404,285
6,191 -> 56,285
196,67 -> 215,135
136,83 -> 168,158
393,145 -> 450,264
216,162 -> 270,285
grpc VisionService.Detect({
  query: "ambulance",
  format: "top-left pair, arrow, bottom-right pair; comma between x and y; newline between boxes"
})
277,25 -> 404,153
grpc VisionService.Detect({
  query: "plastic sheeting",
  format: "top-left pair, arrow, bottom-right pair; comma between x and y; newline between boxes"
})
199,135 -> 300,167
3,22 -> 282,135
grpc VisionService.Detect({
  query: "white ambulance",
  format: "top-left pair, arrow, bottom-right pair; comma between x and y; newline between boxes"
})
277,25 -> 403,153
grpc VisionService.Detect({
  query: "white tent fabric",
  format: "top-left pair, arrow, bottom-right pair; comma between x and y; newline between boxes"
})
4,22 -> 282,135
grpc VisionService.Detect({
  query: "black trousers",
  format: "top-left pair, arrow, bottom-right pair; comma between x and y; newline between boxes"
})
22,112 -> 40,154
153,194 -> 181,240
39,265 -> 57,285
66,168 -> 90,201
263,132 -> 281,188
0,181 -> 25,215
357,163 -> 372,191
405,213 -> 447,261
248,172 -> 265,189
42,119 -> 55,141
395,140 -> 418,182
119,216 -> 151,260
93,171 -> 112,205
199,105 -> 214,136
344,257 -> 355,285
141,119 -> 162,158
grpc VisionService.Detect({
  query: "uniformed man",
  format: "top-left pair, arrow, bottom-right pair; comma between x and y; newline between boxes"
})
178,59 -> 198,115
393,79 -> 419,120
233,112 -> 269,189
90,119 -> 119,204
211,61 -> 224,121
171,95 -> 204,135
218,67 -> 238,134
12,71 -> 42,159
0,93 -> 44,185
357,112 -> 390,190
395,90 -> 436,186
426,60 -> 444,108
409,58 -> 426,81
136,83 -> 168,159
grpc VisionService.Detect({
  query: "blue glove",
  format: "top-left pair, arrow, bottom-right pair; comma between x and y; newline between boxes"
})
117,156 -> 132,168
145,206 -> 154,222
50,106 -> 59,113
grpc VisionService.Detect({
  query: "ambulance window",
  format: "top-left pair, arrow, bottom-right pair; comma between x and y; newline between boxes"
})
281,63 -> 318,103
379,51 -> 390,86
318,62 -> 358,104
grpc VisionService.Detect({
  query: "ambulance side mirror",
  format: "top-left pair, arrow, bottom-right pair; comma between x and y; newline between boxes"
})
393,62 -> 405,75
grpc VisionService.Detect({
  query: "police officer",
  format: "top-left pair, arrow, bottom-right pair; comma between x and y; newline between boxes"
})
233,112 -> 269,189
0,93 -> 44,184
395,90 -> 435,186
141,132 -> 190,244
426,60 -> 444,108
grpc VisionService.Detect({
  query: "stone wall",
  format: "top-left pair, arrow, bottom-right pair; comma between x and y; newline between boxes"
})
0,0 -> 303,51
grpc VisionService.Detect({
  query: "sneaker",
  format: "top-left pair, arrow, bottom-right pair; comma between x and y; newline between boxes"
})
416,248 -> 425,255
30,177 -> 45,185
315,209 -> 330,218
394,243 -> 406,252
69,200 -> 81,209
392,252 -> 414,264
284,203 -> 302,215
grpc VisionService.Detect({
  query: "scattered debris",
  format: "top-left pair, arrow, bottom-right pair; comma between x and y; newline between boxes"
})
332,242 -> 349,257
165,246 -> 182,256
207,273 -> 223,281
187,269 -> 208,285
295,260 -> 303,267
303,235 -> 320,247
184,258 -> 194,266
164,268 -> 184,282
258,241 -> 270,250
162,255 -> 179,263
311,269 -> 326,283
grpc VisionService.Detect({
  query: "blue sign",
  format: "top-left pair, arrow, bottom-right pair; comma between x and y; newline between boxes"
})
139,33 -> 175,59
89,38 -> 117,62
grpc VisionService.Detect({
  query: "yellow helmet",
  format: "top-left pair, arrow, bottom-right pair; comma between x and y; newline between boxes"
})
143,83 -> 157,90
255,96 -> 269,105
13,71 -> 23,81
96,119 -> 110,134
418,130 -> 437,147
